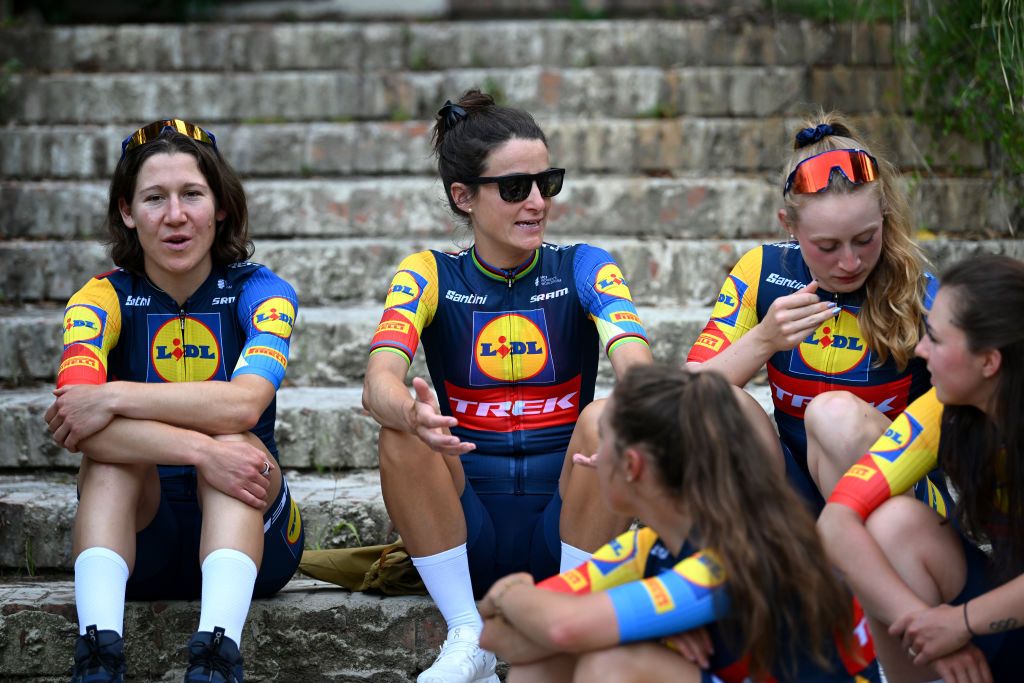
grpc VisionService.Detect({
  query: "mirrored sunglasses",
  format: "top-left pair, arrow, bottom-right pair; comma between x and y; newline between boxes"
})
466,168 -> 565,203
120,119 -> 218,159
784,149 -> 879,196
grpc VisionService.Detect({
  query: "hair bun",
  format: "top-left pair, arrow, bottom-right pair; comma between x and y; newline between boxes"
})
437,100 -> 468,129
795,123 -> 834,149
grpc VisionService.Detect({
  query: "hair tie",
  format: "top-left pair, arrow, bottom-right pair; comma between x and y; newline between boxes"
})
795,123 -> 834,148
437,100 -> 467,129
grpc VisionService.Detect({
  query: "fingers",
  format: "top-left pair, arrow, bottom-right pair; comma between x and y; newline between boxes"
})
411,376 -> 436,404
796,280 -> 820,295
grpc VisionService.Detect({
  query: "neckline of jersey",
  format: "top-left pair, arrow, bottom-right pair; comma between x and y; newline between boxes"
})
471,246 -> 540,283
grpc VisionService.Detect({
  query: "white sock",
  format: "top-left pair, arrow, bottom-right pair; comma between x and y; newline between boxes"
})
74,546 -> 130,636
560,540 -> 592,573
197,548 -> 258,646
411,544 -> 482,635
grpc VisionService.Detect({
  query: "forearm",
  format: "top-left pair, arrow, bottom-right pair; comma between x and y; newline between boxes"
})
964,573 -> 1024,636
686,328 -> 774,387
78,416 -> 212,467
362,356 -> 416,432
105,377 -> 272,435
818,504 -> 928,623
481,616 -> 557,664
497,584 -> 619,653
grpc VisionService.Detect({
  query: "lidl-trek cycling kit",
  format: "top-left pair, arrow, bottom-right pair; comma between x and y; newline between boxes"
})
59,262 -> 303,599
369,243 -> 649,595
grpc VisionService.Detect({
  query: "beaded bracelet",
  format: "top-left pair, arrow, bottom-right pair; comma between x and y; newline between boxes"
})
963,600 -> 979,638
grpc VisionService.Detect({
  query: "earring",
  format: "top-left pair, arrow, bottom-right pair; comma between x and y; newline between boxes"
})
467,208 -> 473,213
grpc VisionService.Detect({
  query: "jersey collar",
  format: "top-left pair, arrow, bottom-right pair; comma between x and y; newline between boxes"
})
471,246 -> 540,284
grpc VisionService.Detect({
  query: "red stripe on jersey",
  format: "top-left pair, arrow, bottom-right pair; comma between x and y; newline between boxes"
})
767,369 -> 912,420
828,453 -> 893,521
685,322 -> 732,363
444,376 -> 582,433
57,343 -> 106,387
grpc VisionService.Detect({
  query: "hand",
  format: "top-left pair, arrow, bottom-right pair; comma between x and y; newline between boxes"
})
571,451 -> 599,469
480,572 -> 535,620
891,603 -> 971,665
756,281 -> 837,353
45,384 -> 118,452
406,377 -> 476,457
194,438 -> 273,510
663,627 -> 714,669
930,643 -> 993,683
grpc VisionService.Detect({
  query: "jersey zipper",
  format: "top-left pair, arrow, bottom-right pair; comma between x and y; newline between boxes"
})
505,268 -> 525,495
179,308 -> 187,382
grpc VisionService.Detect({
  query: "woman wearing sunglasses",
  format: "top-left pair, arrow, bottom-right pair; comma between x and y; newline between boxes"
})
45,119 -> 303,683
820,255 -> 1024,682
686,112 -> 945,512
476,364 -> 881,682
362,89 -> 653,683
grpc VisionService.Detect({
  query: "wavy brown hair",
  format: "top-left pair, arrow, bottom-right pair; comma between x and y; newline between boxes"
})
937,255 -> 1024,582
106,125 -> 252,275
781,111 -> 928,370
609,364 -> 857,679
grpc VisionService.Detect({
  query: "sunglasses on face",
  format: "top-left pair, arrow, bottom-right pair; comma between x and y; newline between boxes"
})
120,119 -> 219,159
465,168 -> 565,203
783,149 -> 879,196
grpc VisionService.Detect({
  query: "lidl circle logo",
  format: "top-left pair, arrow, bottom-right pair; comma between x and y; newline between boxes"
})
676,552 -> 726,589
384,271 -> 422,310
797,310 -> 868,374
594,264 -> 632,300
286,497 -> 303,545
710,275 -> 741,323
252,297 -> 295,339
151,317 -> 222,382
63,305 -> 104,345
474,314 -> 549,381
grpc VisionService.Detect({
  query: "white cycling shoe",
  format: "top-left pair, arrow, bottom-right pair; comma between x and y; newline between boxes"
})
416,626 -> 499,683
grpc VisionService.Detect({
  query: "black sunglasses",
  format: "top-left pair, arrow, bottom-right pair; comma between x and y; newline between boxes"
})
464,168 -> 565,203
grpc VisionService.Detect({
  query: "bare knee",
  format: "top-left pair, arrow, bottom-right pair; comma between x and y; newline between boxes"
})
805,391 -> 864,440
574,649 -> 636,683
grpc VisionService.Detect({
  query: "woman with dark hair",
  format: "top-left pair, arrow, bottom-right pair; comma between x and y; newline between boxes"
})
361,90 -> 655,683
476,364 -> 880,682
686,112 -> 945,512
820,254 -> 1024,682
45,119 -> 303,683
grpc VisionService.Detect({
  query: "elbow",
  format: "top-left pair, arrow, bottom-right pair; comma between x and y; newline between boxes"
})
231,400 -> 264,433
545,617 -> 592,653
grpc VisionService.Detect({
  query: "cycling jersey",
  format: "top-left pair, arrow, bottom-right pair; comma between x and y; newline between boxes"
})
541,526 -> 880,683
58,262 -> 296,460
687,242 -> 936,468
369,243 -> 650,461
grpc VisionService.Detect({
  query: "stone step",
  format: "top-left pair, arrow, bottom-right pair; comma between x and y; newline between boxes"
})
0,20 -> 893,74
0,116 -> 986,181
0,577 -> 444,682
2,175 -> 1004,244
3,237 -> 1024,308
0,470 -> 391,572
1,65 -> 903,125
0,302 -> 709,388
0,381 -> 776,573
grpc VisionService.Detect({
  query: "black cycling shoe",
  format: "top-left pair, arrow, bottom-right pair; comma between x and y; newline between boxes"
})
69,624 -> 126,683
184,627 -> 244,683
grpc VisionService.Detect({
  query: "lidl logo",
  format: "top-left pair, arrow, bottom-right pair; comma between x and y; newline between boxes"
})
384,270 -> 427,312
594,264 -> 632,300
710,275 -> 746,327
286,497 -> 303,545
471,310 -> 554,385
869,411 -> 924,463
150,315 -> 224,382
677,551 -> 726,589
63,305 -> 105,346
252,297 -> 295,339
792,308 -> 870,380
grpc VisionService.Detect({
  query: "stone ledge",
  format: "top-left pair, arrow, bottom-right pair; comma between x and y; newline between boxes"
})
3,237 -> 1024,307
0,577 -> 444,682
0,116 -> 986,181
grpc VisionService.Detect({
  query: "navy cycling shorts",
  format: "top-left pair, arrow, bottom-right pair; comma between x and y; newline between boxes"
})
459,449 -> 564,598
125,466 -> 303,601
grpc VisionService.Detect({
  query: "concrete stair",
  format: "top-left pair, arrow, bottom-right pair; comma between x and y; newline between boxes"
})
1,9 -> 1020,682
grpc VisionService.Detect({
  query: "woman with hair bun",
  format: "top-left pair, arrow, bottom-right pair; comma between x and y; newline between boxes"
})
686,111 -> 947,512
362,90 -> 655,683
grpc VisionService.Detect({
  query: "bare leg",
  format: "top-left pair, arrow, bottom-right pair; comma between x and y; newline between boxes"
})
507,654 -> 579,683
805,391 -> 891,499
863,496 -> 967,683
559,399 -> 631,551
733,386 -> 785,477
378,427 -> 467,556
573,644 -> 703,683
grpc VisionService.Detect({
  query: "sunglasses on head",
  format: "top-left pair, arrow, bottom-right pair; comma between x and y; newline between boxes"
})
465,168 -> 565,203
120,119 -> 218,159
783,149 -> 879,196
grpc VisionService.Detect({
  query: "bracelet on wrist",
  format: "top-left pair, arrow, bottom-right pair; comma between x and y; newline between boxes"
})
963,600 -> 978,638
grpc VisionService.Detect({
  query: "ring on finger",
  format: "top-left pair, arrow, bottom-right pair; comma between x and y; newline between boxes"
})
261,460 -> 271,477
908,647 -> 918,658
